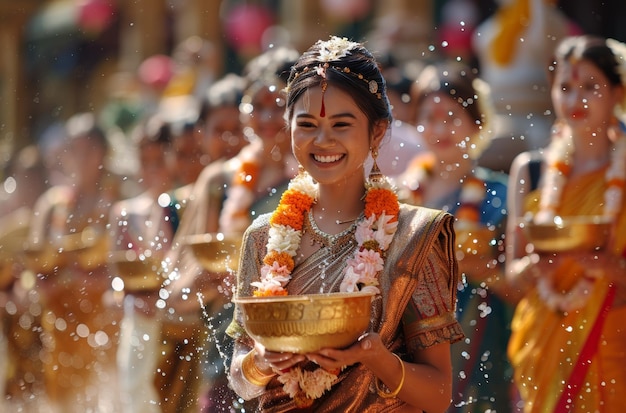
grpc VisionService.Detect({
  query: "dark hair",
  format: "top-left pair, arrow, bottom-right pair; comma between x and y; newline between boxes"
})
65,112 -> 109,150
551,35 -> 624,86
243,46 -> 300,100
285,37 -> 391,133
411,61 -> 494,158
133,114 -> 172,148
411,61 -> 483,129
198,73 -> 246,123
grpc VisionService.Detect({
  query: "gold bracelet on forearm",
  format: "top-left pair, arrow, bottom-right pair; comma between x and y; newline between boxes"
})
376,353 -> 405,399
241,350 -> 275,387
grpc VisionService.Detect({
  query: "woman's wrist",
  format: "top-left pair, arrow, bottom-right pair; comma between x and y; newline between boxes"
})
375,352 -> 405,398
241,349 -> 276,387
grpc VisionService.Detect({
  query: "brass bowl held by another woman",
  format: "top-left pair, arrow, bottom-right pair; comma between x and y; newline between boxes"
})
0,219 -> 30,289
184,232 -> 242,273
521,215 -> 611,253
109,250 -> 165,292
234,291 -> 375,354
23,226 -> 109,273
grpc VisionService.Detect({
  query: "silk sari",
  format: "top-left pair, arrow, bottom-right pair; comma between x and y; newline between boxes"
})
228,204 -> 465,412
508,167 -> 626,413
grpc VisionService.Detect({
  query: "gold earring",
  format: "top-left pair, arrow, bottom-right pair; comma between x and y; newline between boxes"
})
368,147 -> 383,185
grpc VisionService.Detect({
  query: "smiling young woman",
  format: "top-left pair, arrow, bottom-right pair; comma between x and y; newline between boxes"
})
226,36 -> 465,413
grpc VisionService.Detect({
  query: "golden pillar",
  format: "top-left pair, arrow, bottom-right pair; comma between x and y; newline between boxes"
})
117,0 -> 169,72
0,1 -> 39,162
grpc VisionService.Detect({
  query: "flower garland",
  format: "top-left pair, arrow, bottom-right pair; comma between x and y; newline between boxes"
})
219,160 -> 259,235
250,169 -> 399,406
533,129 -> 626,312
397,153 -> 487,227
535,130 -> 626,224
251,170 -> 399,297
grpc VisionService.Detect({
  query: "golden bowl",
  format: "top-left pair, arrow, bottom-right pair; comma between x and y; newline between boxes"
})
234,291 -> 374,354
110,251 -> 164,291
184,233 -> 241,273
521,215 -> 611,253
0,222 -> 30,289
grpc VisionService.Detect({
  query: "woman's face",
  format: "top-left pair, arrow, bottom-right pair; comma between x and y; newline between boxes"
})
62,135 -> 106,188
244,85 -> 288,149
551,59 -> 621,136
139,141 -> 173,193
290,85 -> 380,186
173,131 -> 204,185
203,106 -> 245,161
415,92 -> 477,164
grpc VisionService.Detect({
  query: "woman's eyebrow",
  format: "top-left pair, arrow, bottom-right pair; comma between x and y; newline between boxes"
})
295,112 -> 357,119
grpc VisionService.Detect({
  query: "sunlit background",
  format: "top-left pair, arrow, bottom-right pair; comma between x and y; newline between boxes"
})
1,1 -> 626,412
0,0 -> 625,162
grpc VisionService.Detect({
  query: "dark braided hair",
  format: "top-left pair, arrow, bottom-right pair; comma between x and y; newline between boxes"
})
285,37 -> 391,134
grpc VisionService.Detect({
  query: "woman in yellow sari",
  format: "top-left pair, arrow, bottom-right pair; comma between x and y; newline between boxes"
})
506,35 -> 626,413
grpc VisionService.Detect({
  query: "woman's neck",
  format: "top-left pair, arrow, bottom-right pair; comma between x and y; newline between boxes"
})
314,178 -> 366,231
570,131 -> 612,176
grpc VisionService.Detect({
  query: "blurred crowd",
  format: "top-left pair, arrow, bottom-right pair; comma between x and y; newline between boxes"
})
1,0 -> 626,412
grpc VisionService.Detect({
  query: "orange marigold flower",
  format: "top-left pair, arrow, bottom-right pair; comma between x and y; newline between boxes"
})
271,204 -> 305,229
233,161 -> 259,190
280,190 -> 315,213
263,250 -> 295,271
552,161 -> 571,176
607,178 -> 626,189
365,188 -> 399,222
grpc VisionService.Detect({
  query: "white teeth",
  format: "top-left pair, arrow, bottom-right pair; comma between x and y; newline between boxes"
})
314,154 -> 343,163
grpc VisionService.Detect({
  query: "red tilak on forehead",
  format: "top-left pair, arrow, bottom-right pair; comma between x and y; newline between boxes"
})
320,80 -> 327,117
317,64 -> 329,117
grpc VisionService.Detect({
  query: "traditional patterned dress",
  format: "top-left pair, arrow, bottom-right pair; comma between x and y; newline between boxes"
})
228,204 -> 464,412
508,167 -> 626,413
401,165 -> 513,412
26,177 -> 124,412
434,168 -> 514,413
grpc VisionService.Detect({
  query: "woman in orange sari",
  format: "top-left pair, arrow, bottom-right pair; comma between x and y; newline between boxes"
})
506,35 -> 626,413
26,113 -> 126,412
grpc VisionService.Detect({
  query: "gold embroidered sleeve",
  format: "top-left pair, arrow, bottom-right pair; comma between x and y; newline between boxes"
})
402,218 -> 465,351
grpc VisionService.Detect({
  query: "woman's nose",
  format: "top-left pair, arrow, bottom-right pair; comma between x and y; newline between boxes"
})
313,126 -> 334,146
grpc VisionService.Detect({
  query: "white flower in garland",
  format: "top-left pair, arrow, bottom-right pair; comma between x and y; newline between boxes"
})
249,169 -> 400,406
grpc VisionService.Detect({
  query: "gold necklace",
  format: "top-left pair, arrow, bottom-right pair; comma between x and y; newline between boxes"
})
303,209 -> 361,255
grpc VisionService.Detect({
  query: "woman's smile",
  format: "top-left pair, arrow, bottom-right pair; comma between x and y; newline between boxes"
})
312,153 -> 345,164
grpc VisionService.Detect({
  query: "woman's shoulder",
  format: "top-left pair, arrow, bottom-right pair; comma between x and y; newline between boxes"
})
397,203 -> 454,234
243,213 -> 271,237
398,203 -> 451,218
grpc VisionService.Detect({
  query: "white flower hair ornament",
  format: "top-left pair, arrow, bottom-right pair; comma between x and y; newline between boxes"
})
316,36 -> 360,62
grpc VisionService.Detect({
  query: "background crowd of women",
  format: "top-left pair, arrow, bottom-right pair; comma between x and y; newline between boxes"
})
1,13 -> 626,413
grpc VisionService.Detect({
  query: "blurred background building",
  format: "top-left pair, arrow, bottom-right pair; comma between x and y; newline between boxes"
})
0,0 -> 625,166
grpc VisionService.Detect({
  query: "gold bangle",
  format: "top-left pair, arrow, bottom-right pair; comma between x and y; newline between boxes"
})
241,350 -> 275,387
376,353 -> 405,399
